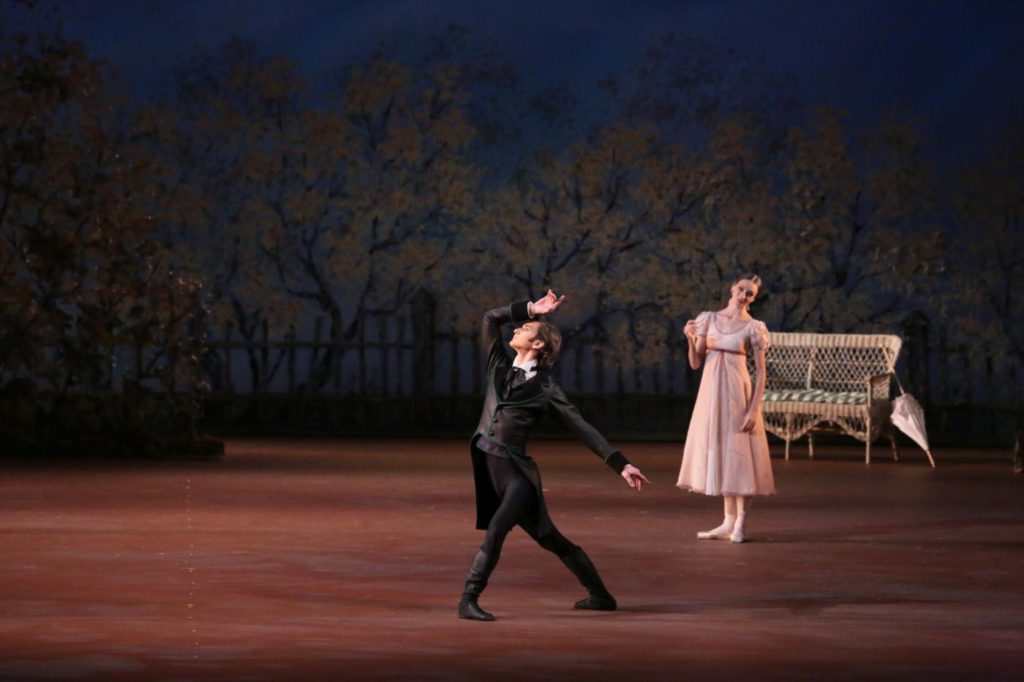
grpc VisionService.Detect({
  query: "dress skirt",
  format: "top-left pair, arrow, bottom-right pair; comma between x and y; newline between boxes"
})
677,346 -> 776,497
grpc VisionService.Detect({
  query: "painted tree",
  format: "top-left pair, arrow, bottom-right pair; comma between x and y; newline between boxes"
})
415,23 -> 579,175
601,33 -> 801,155
152,39 -> 309,392
448,35 -> 945,399
249,53 -> 479,392
447,115 -> 784,392
447,120 -> 698,390
950,122 -> 1024,359
596,35 -> 946,335
0,28 -> 206,452
155,30 -> 570,396
767,108 -> 944,333
653,113 -> 782,325
594,34 -> 800,354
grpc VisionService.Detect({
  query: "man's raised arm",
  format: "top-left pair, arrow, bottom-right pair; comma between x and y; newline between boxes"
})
480,290 -> 565,371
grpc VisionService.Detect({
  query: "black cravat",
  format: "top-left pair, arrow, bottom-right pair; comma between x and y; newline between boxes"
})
504,366 -> 527,395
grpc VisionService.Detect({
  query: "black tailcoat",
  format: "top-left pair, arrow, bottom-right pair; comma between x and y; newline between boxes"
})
471,302 -> 628,538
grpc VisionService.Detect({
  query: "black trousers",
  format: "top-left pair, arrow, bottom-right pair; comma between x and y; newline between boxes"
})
482,452 -> 579,560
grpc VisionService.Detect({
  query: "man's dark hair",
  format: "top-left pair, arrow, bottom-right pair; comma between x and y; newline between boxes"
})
533,321 -> 562,369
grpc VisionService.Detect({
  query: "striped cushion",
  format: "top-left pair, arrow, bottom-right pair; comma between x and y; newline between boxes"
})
763,389 -> 866,405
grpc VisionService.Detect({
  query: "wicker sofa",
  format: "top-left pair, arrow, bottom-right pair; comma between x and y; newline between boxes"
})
755,332 -> 902,463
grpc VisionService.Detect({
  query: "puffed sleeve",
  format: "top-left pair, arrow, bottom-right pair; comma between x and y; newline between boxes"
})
748,320 -> 770,351
694,311 -> 711,337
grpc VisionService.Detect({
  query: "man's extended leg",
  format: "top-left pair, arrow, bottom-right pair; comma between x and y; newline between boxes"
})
522,521 -> 617,611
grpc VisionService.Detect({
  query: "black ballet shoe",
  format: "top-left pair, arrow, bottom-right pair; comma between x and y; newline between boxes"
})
574,594 -> 617,611
458,597 -> 495,621
458,548 -> 497,621
561,548 -> 617,611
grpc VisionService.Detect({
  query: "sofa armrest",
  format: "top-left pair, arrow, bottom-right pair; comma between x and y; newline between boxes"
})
866,372 -> 894,403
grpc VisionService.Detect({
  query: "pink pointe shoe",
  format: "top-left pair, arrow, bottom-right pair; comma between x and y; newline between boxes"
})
730,515 -> 746,543
697,516 -> 735,540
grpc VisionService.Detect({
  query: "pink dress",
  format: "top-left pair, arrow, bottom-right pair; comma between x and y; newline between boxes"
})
677,311 -> 776,496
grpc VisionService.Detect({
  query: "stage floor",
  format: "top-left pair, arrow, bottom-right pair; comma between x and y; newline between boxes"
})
1,439 -> 1022,681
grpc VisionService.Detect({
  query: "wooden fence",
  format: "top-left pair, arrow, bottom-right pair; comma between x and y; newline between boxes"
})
200,293 -> 1023,446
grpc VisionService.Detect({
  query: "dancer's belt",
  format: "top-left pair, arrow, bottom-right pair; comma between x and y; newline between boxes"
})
708,347 -> 747,356
476,436 -> 512,458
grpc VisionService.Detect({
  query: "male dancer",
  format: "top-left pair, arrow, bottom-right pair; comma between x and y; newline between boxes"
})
458,289 -> 649,621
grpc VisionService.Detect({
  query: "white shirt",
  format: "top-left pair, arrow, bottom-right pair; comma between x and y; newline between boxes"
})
513,358 -> 538,381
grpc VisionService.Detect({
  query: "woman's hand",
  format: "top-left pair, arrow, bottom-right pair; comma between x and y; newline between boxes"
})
683,319 -> 698,343
741,408 -> 760,433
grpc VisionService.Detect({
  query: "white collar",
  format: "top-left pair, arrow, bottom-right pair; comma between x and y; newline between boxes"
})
513,358 -> 538,378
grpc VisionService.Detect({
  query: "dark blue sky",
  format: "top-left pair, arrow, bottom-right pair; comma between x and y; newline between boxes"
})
8,0 -> 1024,164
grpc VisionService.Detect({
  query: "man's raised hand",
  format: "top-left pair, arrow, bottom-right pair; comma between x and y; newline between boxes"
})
531,289 -> 566,316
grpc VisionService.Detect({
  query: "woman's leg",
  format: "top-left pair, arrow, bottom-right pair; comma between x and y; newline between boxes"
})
697,495 -> 736,539
731,495 -> 751,543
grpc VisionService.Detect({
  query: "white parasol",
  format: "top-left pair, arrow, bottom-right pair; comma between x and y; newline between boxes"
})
891,376 -> 936,467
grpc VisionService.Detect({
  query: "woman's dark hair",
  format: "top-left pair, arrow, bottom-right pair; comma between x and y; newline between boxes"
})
735,273 -> 763,293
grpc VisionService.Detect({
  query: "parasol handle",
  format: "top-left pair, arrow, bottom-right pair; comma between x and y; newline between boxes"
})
892,372 -> 907,397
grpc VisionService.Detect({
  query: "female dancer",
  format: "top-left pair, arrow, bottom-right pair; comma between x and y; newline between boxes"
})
677,274 -> 775,543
